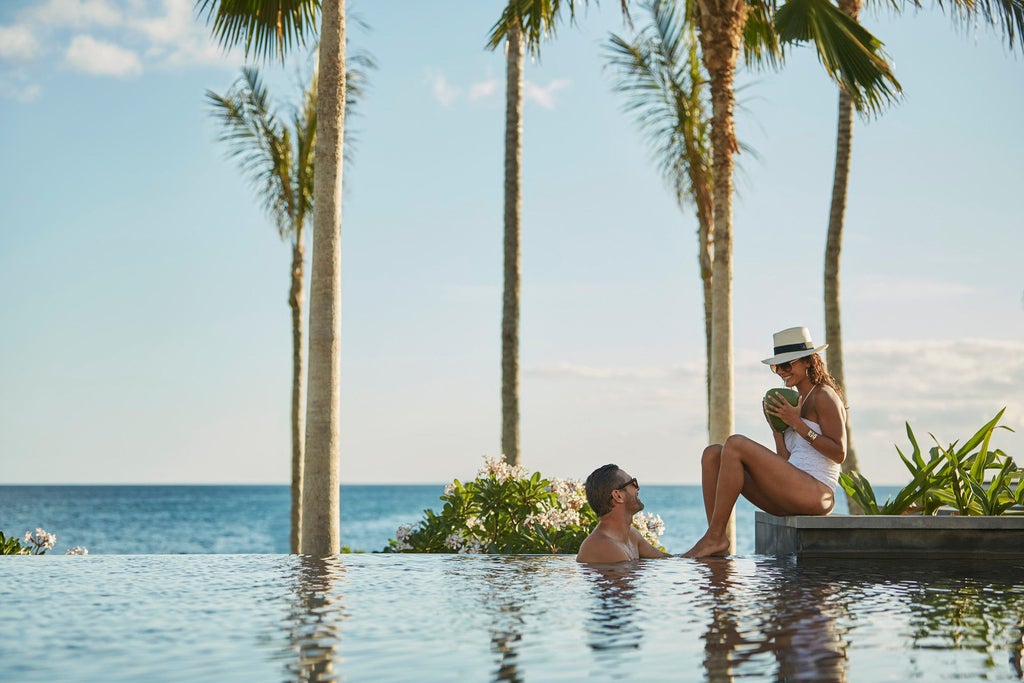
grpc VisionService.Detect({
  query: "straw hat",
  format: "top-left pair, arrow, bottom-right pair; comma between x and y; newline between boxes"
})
761,327 -> 828,365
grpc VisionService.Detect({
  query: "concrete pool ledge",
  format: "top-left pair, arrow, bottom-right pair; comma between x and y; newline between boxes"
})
755,511 -> 1024,559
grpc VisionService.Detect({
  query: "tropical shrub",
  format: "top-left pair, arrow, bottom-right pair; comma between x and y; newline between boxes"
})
0,529 -> 88,556
839,409 -> 1022,515
386,455 -> 666,554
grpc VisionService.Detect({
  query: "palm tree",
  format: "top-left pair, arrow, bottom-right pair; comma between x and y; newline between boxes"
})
207,67 -> 317,554
822,0 -> 1024,513
686,0 -> 900,472
606,0 -> 715,426
494,12 -> 524,467
198,0 -> 346,555
487,1 -> 602,466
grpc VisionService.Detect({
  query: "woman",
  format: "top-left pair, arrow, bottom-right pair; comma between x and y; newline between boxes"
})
684,327 -> 847,558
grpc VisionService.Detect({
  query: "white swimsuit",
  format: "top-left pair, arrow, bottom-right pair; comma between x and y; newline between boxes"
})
784,419 -> 841,492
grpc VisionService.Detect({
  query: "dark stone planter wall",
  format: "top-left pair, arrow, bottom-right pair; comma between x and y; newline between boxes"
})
755,511 -> 1024,559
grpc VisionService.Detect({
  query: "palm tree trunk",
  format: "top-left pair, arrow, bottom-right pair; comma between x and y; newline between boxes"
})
290,232 -> 306,553
698,0 -> 747,552
501,20 -> 524,466
302,0 -> 345,556
825,0 -> 864,514
689,150 -> 714,435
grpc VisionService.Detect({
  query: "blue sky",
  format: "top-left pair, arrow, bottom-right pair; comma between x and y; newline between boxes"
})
2,0 -> 1021,486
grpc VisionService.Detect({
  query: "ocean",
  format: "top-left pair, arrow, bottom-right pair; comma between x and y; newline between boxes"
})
0,484 -> 855,555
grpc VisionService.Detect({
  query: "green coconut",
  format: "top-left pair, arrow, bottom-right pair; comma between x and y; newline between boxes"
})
764,387 -> 799,432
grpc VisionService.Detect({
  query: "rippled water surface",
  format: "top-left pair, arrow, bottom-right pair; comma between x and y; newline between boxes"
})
3,554 -> 1022,682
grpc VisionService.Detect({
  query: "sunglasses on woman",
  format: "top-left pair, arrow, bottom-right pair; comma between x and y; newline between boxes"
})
770,359 -> 804,373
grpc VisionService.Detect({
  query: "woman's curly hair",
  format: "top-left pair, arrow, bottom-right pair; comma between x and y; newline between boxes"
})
804,353 -> 846,406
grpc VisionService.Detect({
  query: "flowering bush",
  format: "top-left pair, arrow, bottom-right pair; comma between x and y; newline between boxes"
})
386,455 -> 666,554
0,529 -> 88,556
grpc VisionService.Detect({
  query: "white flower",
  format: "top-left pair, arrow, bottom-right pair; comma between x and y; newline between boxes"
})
526,506 -> 581,530
548,478 -> 587,511
65,546 -> 88,556
477,454 -> 529,483
393,524 -> 414,551
443,482 -> 456,496
632,512 -> 665,547
23,528 -> 56,551
443,529 -> 484,554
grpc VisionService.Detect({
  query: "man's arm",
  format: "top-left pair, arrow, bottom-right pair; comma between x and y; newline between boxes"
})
632,527 -> 671,559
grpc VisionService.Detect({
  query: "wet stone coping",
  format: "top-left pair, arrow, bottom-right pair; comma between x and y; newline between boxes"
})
755,511 -> 1024,559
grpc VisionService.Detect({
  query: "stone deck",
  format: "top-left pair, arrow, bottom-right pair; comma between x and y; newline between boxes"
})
755,511 -> 1024,559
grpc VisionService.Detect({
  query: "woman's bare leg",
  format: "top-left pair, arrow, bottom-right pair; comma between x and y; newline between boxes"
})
684,434 -> 834,558
700,444 -> 723,524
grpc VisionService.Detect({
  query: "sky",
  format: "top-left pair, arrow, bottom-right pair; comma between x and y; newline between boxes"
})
1,0 -> 1021,487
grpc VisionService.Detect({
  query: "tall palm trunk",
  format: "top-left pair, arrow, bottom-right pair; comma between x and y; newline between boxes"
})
698,0 -> 747,552
290,231 -> 306,553
302,0 -> 345,556
691,149 -> 714,432
501,20 -> 524,466
825,0 -> 864,514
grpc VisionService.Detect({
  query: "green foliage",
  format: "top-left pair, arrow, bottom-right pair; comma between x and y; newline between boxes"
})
839,409 -> 1021,516
386,456 -> 666,554
0,532 -> 28,556
0,528 -> 59,555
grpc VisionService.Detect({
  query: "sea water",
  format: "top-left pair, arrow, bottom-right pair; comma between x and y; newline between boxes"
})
0,484 -> 808,555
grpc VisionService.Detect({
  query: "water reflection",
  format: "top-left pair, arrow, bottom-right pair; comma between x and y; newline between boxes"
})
440,556 -> 546,683
697,558 -> 848,682
283,555 -> 348,683
902,563 -> 1024,679
581,563 -> 644,656
801,559 -> 1024,681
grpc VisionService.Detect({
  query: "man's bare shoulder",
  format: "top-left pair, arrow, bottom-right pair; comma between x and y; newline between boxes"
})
576,529 -> 631,564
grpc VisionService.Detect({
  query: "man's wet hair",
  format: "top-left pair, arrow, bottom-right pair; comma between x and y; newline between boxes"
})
585,463 -> 623,517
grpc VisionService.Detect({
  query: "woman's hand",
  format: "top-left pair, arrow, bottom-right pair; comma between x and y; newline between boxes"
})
764,391 -> 804,431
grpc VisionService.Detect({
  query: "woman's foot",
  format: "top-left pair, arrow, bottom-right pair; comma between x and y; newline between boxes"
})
682,533 -> 730,558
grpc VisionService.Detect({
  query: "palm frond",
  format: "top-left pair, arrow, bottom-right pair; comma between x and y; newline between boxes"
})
485,0 -> 639,55
195,0 -> 320,63
206,67 -> 296,239
774,0 -> 902,114
743,0 -> 784,68
605,0 -> 713,210
874,0 -> 1024,50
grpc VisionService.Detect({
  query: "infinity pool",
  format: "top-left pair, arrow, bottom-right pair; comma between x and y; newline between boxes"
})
3,554 -> 1022,681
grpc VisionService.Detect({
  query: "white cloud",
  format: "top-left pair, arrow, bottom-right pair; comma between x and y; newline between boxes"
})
0,70 -> 42,102
65,35 -> 142,77
28,0 -> 123,29
468,79 -> 499,102
524,78 -> 569,109
0,25 -> 41,61
133,0 -> 236,67
427,69 -> 459,108
8,0 -> 237,73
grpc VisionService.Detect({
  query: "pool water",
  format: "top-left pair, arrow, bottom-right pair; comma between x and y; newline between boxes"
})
3,554 -> 1022,682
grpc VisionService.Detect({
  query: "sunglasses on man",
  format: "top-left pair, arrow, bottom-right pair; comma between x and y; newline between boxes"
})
615,477 -> 639,491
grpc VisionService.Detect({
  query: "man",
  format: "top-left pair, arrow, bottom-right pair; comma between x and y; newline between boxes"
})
576,464 -> 671,563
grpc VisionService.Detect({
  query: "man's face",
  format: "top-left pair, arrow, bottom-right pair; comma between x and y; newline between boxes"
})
614,470 -> 644,514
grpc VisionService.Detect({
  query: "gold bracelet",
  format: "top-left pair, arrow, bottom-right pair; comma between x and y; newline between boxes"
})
805,429 -> 818,443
